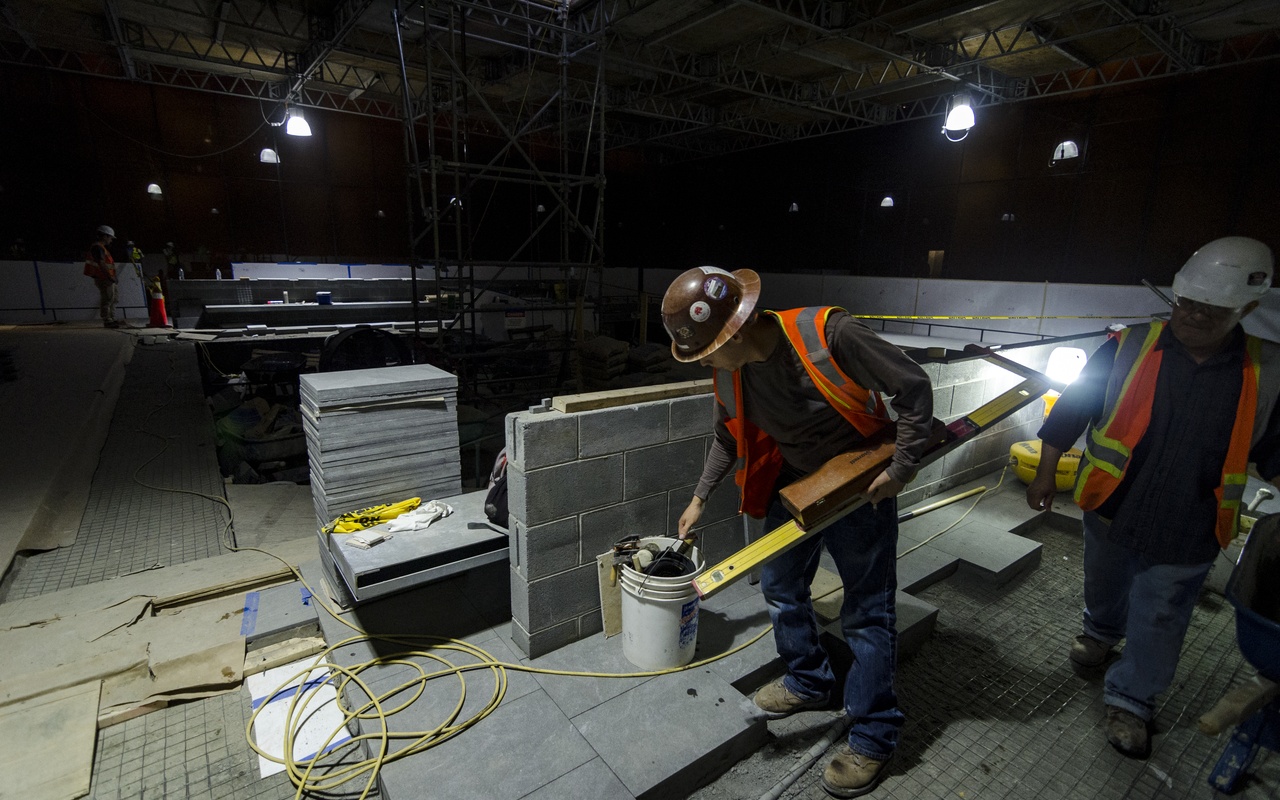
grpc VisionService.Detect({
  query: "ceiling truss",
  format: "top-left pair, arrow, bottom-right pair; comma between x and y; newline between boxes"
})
0,0 -> 1277,160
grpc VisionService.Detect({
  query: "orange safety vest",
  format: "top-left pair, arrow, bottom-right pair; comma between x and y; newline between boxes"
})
1073,320 -> 1260,547
713,307 -> 890,518
83,244 -> 115,281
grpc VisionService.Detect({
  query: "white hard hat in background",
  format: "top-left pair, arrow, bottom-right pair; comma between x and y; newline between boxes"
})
1172,236 -> 1273,309
97,225 -> 115,237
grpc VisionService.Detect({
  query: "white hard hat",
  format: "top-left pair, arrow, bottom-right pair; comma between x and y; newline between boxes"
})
97,225 -> 115,237
1172,236 -> 1273,309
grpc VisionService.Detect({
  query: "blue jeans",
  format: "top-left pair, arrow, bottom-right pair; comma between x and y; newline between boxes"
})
761,496 -> 903,759
1081,512 -> 1215,721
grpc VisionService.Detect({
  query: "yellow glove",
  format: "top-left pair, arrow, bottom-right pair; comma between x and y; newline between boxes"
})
323,496 -> 422,534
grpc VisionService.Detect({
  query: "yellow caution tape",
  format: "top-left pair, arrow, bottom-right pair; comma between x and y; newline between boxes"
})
852,314 -> 1156,320
323,496 -> 422,534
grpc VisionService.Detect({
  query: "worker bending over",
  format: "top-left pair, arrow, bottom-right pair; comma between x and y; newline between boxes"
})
1027,236 -> 1280,759
664,267 -> 933,798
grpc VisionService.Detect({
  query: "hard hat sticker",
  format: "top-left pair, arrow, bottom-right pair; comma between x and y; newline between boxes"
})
690,301 -> 711,322
1249,271 -> 1267,286
675,326 -> 694,340
700,266 -> 734,279
704,277 -> 728,300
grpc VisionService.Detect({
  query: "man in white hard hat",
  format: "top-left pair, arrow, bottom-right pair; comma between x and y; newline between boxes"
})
1027,236 -> 1280,759
83,225 -> 120,327
663,266 -> 934,798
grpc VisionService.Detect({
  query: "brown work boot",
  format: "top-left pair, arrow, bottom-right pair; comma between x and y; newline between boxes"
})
1105,706 -> 1150,759
1069,634 -> 1112,668
821,744 -> 891,798
752,677 -> 828,717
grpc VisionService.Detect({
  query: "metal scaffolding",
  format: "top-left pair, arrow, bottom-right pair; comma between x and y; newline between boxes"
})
389,0 -> 607,394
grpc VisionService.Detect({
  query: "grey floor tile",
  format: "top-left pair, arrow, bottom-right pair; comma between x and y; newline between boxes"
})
520,757 -> 634,800
573,668 -> 767,799
374,689 -> 596,800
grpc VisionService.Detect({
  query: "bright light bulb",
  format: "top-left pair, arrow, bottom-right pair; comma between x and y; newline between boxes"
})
1046,347 -> 1087,385
285,108 -> 312,137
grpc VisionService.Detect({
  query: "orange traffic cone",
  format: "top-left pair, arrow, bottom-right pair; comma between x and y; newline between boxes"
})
148,278 -> 169,327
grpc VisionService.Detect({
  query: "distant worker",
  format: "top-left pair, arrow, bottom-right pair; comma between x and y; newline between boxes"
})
83,225 -> 120,328
127,240 -> 143,265
665,267 -> 933,798
163,241 -> 179,276
1026,236 -> 1280,759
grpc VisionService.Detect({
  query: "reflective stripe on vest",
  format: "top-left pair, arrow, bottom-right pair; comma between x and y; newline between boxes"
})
1073,321 -> 1262,548
768,307 -> 889,437
713,306 -> 890,517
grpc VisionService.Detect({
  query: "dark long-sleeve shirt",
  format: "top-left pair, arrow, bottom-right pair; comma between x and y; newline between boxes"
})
694,311 -> 934,500
1039,324 -> 1280,564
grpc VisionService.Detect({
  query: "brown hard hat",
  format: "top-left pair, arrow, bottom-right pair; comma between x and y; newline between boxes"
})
661,266 -> 761,363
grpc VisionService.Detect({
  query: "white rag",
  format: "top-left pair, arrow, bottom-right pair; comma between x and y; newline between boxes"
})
385,500 -> 454,532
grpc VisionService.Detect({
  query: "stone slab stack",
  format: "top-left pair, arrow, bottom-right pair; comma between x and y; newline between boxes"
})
300,364 -> 461,529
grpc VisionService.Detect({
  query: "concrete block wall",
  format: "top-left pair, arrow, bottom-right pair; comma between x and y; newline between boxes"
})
898,334 -> 1108,510
504,334 -> 1108,659
505,393 -> 743,658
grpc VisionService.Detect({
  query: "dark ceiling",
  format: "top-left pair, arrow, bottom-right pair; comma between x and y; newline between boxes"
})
3,0 -> 1279,161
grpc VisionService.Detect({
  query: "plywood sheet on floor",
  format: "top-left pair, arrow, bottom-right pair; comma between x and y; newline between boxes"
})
0,328 -> 133,573
0,680 -> 101,800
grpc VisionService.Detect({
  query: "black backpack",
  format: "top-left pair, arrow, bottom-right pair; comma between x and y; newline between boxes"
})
484,449 -> 509,528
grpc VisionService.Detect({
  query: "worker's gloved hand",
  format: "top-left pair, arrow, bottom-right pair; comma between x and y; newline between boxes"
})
1025,475 -> 1056,513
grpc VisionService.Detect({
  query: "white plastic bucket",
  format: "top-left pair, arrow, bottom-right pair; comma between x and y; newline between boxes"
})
619,537 -> 704,670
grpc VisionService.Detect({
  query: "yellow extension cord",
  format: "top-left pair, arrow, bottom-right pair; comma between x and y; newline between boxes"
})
135,345 -> 1001,799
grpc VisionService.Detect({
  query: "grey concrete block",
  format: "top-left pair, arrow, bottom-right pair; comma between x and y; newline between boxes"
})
580,402 -> 669,458
931,520 -> 1042,586
510,410 -> 579,471
517,516 -> 581,580
980,371 -> 1022,404
572,669 -> 768,800
525,562 -> 600,631
942,442 -> 976,478
951,379 -> 987,418
625,438 -> 706,500
522,758 -> 635,800
932,384 -> 955,419
895,590 -> 939,659
507,462 -> 528,529
691,515 -> 745,570
512,616 -> 582,659
895,544 -> 959,593
670,394 -> 714,440
579,608 -> 603,637
580,493 -> 669,562
666,481 -> 740,534
521,454 -> 624,526
510,564 -> 531,632
376,690 -> 596,800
